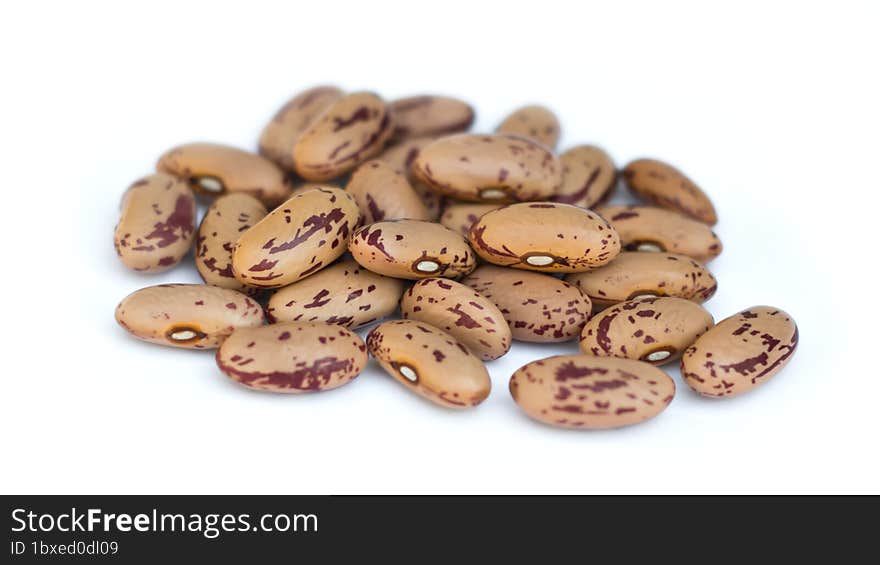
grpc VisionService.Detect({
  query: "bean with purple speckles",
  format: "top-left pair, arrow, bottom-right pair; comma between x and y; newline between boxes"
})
115,284 -> 265,349
157,142 -> 291,207
412,134 -> 562,203
551,145 -> 617,208
681,306 -> 798,398
217,322 -> 367,393
231,187 -> 360,289
293,92 -> 394,181
440,203 -> 503,237
564,251 -> 717,310
366,319 -> 491,408
461,265 -> 591,343
510,355 -> 676,429
349,219 -> 476,280
579,297 -> 713,365
258,85 -> 345,172
377,135 -> 445,220
195,194 -> 268,294
388,95 -> 474,143
345,160 -> 431,223
267,259 -> 405,329
595,205 -> 723,262
400,278 -> 512,361
622,158 -> 717,225
114,173 -> 196,273
469,202 -> 621,272
495,105 -> 561,149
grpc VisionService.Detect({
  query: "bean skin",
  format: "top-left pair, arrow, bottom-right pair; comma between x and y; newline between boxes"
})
469,202 -> 621,272
232,187 -> 361,289
551,145 -> 617,208
114,173 -> 196,273
400,277 -> 512,360
579,297 -> 714,365
595,205 -> 722,262
681,306 -> 798,398
195,194 -> 268,294
293,92 -> 394,181
509,355 -> 676,429
495,105 -> 561,149
389,95 -> 474,143
216,322 -> 367,393
440,203 -> 503,237
366,319 -> 491,408
266,259 -> 405,329
115,284 -> 265,349
461,265 -> 591,343
345,160 -> 431,223
157,142 -> 291,207
564,251 -> 717,310
349,220 -> 476,280
622,158 -> 717,225
412,134 -> 562,203
258,85 -> 345,171
376,135 -> 445,219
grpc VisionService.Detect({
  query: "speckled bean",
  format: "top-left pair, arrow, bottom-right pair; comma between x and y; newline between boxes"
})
509,355 -> 675,429
596,205 -> 722,262
156,142 -> 291,207
349,220 -> 476,280
231,187 -> 360,288
266,259 -> 405,329
681,306 -> 798,398
115,284 -> 265,349
377,136 -> 445,219
469,202 -> 621,272
195,194 -> 268,293
114,173 -> 196,273
440,203 -> 503,237
258,85 -> 345,171
461,265 -> 591,343
495,105 -> 560,149
412,134 -> 562,203
579,297 -> 713,365
400,278 -> 512,361
389,95 -> 474,142
622,158 -> 717,225
345,160 -> 431,223
216,322 -> 367,393
551,145 -> 617,208
564,251 -> 717,309
293,92 -> 394,181
366,320 -> 491,408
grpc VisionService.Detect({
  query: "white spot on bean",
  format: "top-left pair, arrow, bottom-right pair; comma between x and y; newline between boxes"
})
636,242 -> 663,252
480,188 -> 506,199
416,260 -> 440,272
399,365 -> 418,382
645,350 -> 671,362
525,255 -> 554,266
170,329 -> 197,341
197,177 -> 224,193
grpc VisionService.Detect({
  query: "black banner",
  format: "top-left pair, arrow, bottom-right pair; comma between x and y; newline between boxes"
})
2,495 -> 875,561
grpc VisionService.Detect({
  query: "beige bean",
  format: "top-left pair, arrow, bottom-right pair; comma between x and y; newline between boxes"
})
349,220 -> 476,280
366,319 -> 491,408
156,142 -> 291,207
552,145 -> 617,208
440,203 -> 503,237
461,265 -> 591,343
258,85 -> 345,171
564,251 -> 717,309
622,158 -> 717,225
469,202 -> 621,272
232,187 -> 360,288
509,355 -> 675,429
595,205 -> 722,262
579,297 -> 713,365
267,259 -> 405,329
345,160 -> 431,223
681,306 -> 798,398
195,194 -> 268,294
114,174 -> 196,273
377,136 -> 445,219
495,105 -> 560,149
115,284 -> 265,349
389,95 -> 474,142
400,278 -> 512,361
217,322 -> 367,393
412,134 -> 562,203
293,92 -> 394,181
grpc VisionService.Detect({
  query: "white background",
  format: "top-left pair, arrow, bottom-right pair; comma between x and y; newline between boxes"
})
1,1 -> 877,494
